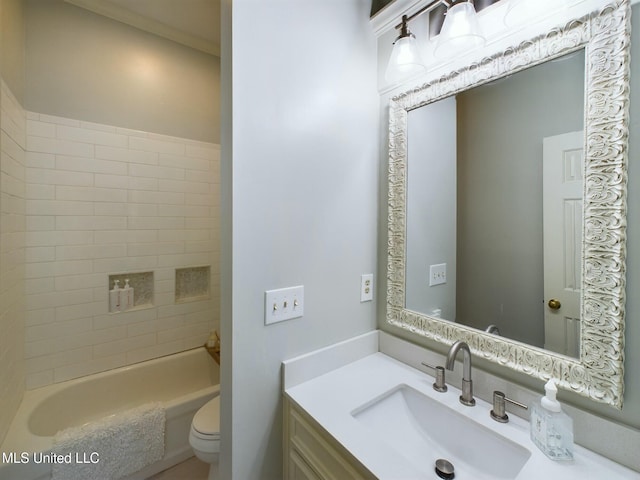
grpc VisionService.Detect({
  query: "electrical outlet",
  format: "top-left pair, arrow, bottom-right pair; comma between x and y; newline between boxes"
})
265,285 -> 304,325
429,263 -> 447,286
361,274 -> 373,302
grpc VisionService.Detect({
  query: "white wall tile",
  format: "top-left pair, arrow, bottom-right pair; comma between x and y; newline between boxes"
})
22,113 -> 219,389
79,121 -> 117,133
26,184 -> 55,199
127,320 -> 157,337
54,353 -> 126,383
96,145 -> 158,165
27,167 -> 93,186
56,244 -> 126,260
128,190 -> 184,205
95,173 -> 128,189
93,333 -> 156,358
25,371 -> 54,390
94,203 -> 127,216
127,176 -> 158,191
51,326 -> 127,353
26,230 -> 93,247
159,153 -> 210,171
37,113 -> 80,127
129,163 -> 184,180
25,288 -> 94,311
54,273 -> 105,291
129,136 -> 186,155
25,277 -> 55,295
127,216 -> 184,230
185,144 -> 220,160
56,155 -> 127,175
27,136 -> 93,157
25,260 -> 93,279
26,308 -> 54,327
92,255 -> 158,273
55,301 -> 105,321
26,120 -> 55,138
26,246 -> 56,263
27,199 -> 93,216
125,340 -> 182,365
25,152 -> 56,168
56,125 -> 128,148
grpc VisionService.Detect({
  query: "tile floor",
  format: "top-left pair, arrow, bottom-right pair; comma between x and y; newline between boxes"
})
146,456 -> 209,480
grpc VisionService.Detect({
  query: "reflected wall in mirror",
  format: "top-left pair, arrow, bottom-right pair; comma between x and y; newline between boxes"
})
387,0 -> 630,408
405,49 -> 586,358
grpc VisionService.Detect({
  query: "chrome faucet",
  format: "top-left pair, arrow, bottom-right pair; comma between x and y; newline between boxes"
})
445,341 -> 475,406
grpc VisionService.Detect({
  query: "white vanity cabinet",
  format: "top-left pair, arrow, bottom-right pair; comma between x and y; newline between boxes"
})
284,397 -> 374,480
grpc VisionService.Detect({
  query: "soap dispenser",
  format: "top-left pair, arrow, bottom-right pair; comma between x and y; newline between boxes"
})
109,280 -> 121,313
530,379 -> 574,460
122,278 -> 134,311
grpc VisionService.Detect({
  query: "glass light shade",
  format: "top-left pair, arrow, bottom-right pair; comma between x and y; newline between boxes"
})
385,34 -> 426,84
504,0 -> 563,27
434,2 -> 485,59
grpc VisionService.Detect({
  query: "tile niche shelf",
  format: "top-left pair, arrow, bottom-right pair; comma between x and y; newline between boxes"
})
175,266 -> 211,304
108,271 -> 154,312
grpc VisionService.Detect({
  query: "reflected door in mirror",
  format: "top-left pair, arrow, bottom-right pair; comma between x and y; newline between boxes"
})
543,131 -> 583,358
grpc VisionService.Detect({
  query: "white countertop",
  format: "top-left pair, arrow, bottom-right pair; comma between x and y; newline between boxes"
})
285,352 -> 640,480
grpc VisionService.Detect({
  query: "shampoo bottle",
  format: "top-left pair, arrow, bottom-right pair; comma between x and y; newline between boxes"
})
530,380 -> 574,460
109,280 -> 121,313
122,278 -> 134,311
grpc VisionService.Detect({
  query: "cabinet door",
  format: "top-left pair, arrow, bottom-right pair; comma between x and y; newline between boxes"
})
284,398 -> 373,480
289,450 -> 322,480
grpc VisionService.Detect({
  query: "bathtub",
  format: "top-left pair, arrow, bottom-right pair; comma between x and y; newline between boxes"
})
0,347 -> 219,480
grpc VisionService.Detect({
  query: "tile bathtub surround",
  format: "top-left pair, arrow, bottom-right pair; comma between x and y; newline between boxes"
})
24,112 -> 220,389
0,79 -> 27,444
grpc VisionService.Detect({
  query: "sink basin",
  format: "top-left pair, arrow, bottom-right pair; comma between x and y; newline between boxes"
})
352,384 -> 531,480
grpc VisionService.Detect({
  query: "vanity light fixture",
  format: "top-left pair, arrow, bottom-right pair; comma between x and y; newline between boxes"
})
434,0 -> 486,58
386,0 -> 486,83
385,15 -> 427,83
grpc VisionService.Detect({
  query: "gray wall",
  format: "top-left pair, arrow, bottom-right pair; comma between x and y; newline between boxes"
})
380,4 -> 640,431
456,50 -> 584,345
220,0 -> 379,478
25,0 -> 219,144
1,0 -> 24,103
0,0 -> 26,447
406,96 -> 457,319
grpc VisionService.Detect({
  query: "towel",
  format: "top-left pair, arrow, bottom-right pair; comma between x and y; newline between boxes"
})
51,402 -> 165,480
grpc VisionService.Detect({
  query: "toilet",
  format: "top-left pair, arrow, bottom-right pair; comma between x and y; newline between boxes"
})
189,396 -> 220,478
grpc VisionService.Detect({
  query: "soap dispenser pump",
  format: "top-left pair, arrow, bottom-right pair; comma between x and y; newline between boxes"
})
530,379 -> 574,461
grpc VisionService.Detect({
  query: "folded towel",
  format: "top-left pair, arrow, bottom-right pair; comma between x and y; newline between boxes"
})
52,402 -> 165,480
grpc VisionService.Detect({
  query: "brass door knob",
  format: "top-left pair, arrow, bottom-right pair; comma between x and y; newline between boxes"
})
548,299 -> 561,310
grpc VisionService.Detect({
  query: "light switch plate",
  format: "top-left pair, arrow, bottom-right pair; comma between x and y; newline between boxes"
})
265,285 -> 304,325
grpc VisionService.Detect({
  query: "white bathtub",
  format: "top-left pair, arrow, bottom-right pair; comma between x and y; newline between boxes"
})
0,347 -> 219,480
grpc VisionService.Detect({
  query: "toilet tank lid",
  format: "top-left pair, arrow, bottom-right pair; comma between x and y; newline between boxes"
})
193,396 -> 220,435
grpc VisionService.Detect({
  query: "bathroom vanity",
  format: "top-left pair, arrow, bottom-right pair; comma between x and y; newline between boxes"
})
282,331 -> 640,480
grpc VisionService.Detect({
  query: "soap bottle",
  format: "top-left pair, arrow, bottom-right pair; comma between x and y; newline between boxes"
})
530,380 -> 574,461
122,279 -> 134,311
109,280 -> 121,313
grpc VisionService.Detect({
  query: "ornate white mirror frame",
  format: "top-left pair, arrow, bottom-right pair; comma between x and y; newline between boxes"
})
386,0 -> 631,408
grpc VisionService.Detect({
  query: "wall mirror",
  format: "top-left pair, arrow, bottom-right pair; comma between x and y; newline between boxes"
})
387,0 -> 630,408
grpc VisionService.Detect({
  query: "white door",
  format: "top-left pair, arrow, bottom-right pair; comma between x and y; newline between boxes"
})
542,131 -> 583,357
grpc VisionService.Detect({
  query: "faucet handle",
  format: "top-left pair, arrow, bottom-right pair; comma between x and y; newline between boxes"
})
420,362 -> 448,392
490,391 -> 528,423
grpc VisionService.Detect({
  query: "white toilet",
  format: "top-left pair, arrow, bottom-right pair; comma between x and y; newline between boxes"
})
189,396 -> 220,478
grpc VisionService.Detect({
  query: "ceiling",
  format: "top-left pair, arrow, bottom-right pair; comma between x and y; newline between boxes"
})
64,0 -> 221,56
